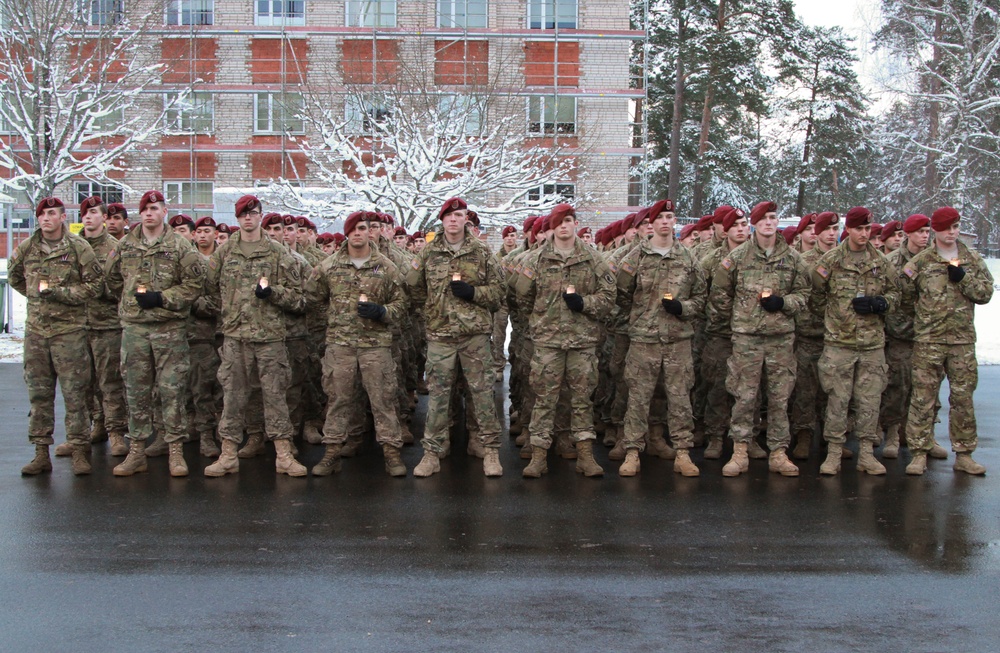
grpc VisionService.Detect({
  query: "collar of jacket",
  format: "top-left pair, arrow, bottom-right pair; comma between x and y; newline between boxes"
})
639,237 -> 680,259
538,237 -> 592,265
228,229 -> 274,258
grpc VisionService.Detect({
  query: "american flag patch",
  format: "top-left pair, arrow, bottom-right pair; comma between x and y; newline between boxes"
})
903,266 -> 914,278
721,258 -> 732,270
816,265 -> 829,279
621,261 -> 635,275
523,267 -> 535,279
608,262 -> 618,274
410,259 -> 420,270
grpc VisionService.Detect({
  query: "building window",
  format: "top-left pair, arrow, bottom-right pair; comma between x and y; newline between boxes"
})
256,0 -> 305,26
528,0 -> 576,29
164,181 -> 214,206
438,0 -> 487,29
75,182 -> 124,207
627,156 -> 645,206
438,95 -> 482,135
345,96 -> 393,133
165,92 -> 214,133
79,0 -> 124,26
166,0 -> 214,26
81,93 -> 125,133
528,183 -> 575,202
254,92 -> 304,134
527,96 -> 575,135
346,1 -> 397,28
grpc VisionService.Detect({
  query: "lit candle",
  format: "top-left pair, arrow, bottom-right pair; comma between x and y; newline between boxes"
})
452,272 -> 462,282
950,259 -> 960,267
38,278 -> 48,292
760,288 -> 772,299
663,293 -> 673,301
566,284 -> 576,294
136,284 -> 147,294
359,293 -> 368,303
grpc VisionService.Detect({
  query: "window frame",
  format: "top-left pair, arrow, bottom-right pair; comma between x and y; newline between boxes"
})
80,92 -> 126,134
344,95 -> 394,134
253,92 -> 305,135
255,0 -> 306,27
345,1 -> 397,28
79,0 -> 125,26
437,0 -> 487,29
526,96 -> 576,135
164,91 -> 215,134
74,181 -> 124,207
527,183 -> 575,203
438,94 -> 482,135
163,180 -> 215,207
165,0 -> 214,26
527,0 -> 577,30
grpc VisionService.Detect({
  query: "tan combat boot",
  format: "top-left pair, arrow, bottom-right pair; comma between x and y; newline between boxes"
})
167,441 -> 188,477
791,431 -> 811,460
768,447 -> 799,477
857,441 -> 886,475
275,439 -> 307,477
108,432 -> 129,456
113,439 -> 148,477
413,451 -> 441,477
882,425 -> 900,459
722,442 -> 749,477
341,433 -> 364,458
602,424 -> 618,447
747,439 -> 768,459
467,436 -> 486,459
71,444 -> 92,476
929,441 -> 949,459
199,432 -> 221,458
303,422 -> 323,445
819,443 -> 843,476
515,431 -> 528,446
238,432 -> 265,459
383,444 -> 407,477
673,449 -> 700,477
554,433 -> 577,459
953,453 -> 986,476
618,449 -> 640,477
575,440 -> 604,477
608,437 -> 627,461
483,449 -> 503,477
144,436 -> 168,458
204,440 -> 239,477
509,417 -> 523,438
54,441 -> 74,457
519,441 -> 534,459
522,446 -> 548,478
645,425 -> 677,459
312,444 -> 343,476
905,452 -> 927,475
21,444 -> 52,475
704,436 -> 723,460
90,421 -> 108,444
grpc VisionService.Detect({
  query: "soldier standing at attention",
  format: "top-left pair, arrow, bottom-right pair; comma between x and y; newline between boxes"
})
10,197 -> 102,476
105,203 -> 128,239
202,196 -> 307,478
709,201 -> 811,478
406,197 -> 505,478
104,190 -> 205,478
188,216 -> 223,458
902,207 -> 993,476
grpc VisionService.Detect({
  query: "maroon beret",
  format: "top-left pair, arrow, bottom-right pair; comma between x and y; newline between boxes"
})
522,216 -> 537,233
412,231 -> 424,240
783,227 -> 798,246
869,223 -> 883,239
844,207 -> 872,229
630,207 -> 651,230
548,203 -> 576,227
332,232 -> 346,244
216,223 -> 231,234
316,232 -> 334,245
713,205 -> 734,224
439,197 -> 468,220
168,214 -> 195,229
261,213 -> 284,229
577,226 -> 591,237
722,207 -> 746,232
79,195 -> 103,215
343,211 -> 366,236
467,210 -> 480,227
502,225 -> 517,237
814,211 -> 839,234
194,216 -> 217,230
694,215 -> 714,231
796,213 -> 816,235
234,194 -> 260,217
647,199 -> 674,220
35,197 -> 65,217
903,214 -> 930,234
296,216 -> 317,231
679,223 -> 697,241
881,220 -> 902,239
393,226 -> 407,236
138,190 -> 165,213
931,207 -> 960,231
381,212 -> 396,225
107,203 -> 127,219
750,201 -> 777,225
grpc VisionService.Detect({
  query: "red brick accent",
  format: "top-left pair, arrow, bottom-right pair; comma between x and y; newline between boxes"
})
523,41 -> 579,87
341,39 -> 400,85
251,151 -> 308,181
250,38 -> 308,84
161,38 -> 218,84
161,151 -> 217,179
70,39 -> 129,82
434,40 -> 489,86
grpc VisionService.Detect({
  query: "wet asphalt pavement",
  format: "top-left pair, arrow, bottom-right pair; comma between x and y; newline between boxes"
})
0,363 -> 998,653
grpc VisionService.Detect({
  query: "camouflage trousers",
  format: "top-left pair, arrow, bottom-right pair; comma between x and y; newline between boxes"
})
789,335 -> 826,437
87,328 -> 127,436
23,329 -> 92,446
818,345 -> 887,445
880,336 -> 913,431
905,343 -> 978,453
422,335 -> 501,454
322,345 -> 403,448
701,335 -> 734,440
726,333 -> 796,449
491,308 -> 509,376
284,336 -> 311,434
188,339 -> 221,437
217,339 -> 293,443
623,340 -> 696,451
608,331 -> 630,426
690,318 -> 708,429
121,323 -> 190,444
528,345 -> 598,450
302,328 -> 327,426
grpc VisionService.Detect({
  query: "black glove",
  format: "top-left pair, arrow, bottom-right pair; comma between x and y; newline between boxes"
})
851,296 -> 872,314
357,301 -> 387,321
135,291 -> 164,310
38,286 -> 54,298
563,292 -> 585,313
869,296 -> 889,314
948,264 -> 966,283
759,294 -> 784,312
661,298 -> 683,316
255,284 -> 273,299
450,280 -> 475,302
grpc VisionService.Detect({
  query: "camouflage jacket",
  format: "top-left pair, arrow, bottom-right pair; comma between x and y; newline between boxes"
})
306,246 -> 403,348
512,238 -> 616,349
795,247 -> 831,340
188,249 -> 219,343
104,226 -> 204,326
606,241 -> 643,334
406,225 -> 504,341
616,238 -> 707,344
810,241 -> 900,351
284,247 -> 312,339
205,230 -> 303,343
884,244 -> 919,341
82,228 -> 122,330
8,229 -> 102,338
709,236 -> 810,338
900,240 -> 993,345
700,241 -> 737,339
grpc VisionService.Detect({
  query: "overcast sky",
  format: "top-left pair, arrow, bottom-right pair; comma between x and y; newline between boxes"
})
794,0 -> 882,88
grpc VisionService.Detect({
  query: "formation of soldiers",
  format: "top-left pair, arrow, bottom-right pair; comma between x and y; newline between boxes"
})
9,191 -> 992,480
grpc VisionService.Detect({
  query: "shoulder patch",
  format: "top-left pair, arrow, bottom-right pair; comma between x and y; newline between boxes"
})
604,273 -> 615,285
903,266 -> 914,278
721,258 -> 733,270
816,265 -> 829,279
522,267 -> 535,280
410,258 -> 420,271
608,262 -> 619,274
620,261 -> 635,275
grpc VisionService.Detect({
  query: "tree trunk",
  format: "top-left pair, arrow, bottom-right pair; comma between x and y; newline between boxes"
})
667,1 -> 685,203
796,58 -> 820,216
923,7 -> 943,213
691,0 -> 726,218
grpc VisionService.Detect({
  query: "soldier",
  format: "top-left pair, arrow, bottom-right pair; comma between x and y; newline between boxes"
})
709,201 -> 811,477
406,197 -> 505,478
513,204 -> 616,478
811,207 -> 900,476
615,200 -> 706,477
105,203 -> 128,239
678,223 -> 698,248
796,213 -> 817,253
78,196 -> 129,458
10,197 -> 102,476
393,226 -> 408,248
188,216 -> 223,457
305,211 -> 408,477
215,223 -> 231,246
104,190 -> 204,477
168,214 -> 195,242
881,220 -> 903,253
202,195 -> 307,478
492,225 -> 519,382
902,207 -> 993,476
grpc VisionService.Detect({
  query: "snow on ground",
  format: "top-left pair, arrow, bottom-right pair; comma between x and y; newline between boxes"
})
1,259 -> 1000,365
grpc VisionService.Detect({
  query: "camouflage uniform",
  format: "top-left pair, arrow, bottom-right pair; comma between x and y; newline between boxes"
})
8,230 -> 102,446
512,239 -> 616,449
205,231 -> 303,443
789,247 -> 829,442
616,239 -> 706,450
709,236 -> 810,449
282,248 -> 312,433
306,246 -> 405,447
104,227 -> 204,445
188,251 -> 222,442
880,244 -> 918,433
810,242 -> 900,445
700,242 -> 737,443
406,225 -> 504,454
901,242 -> 993,453
298,244 -> 328,434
